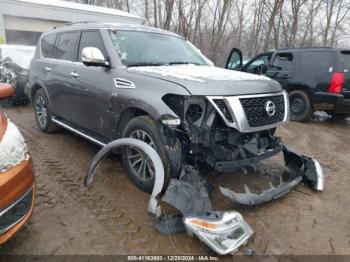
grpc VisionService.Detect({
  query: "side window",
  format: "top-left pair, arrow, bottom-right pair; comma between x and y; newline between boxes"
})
41,33 -> 57,58
271,53 -> 293,71
78,30 -> 107,62
54,31 -> 79,61
245,54 -> 271,73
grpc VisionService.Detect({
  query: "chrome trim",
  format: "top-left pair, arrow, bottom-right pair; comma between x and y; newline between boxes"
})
207,91 -> 289,133
0,187 -> 33,234
313,159 -> 324,191
52,118 -> 106,147
114,78 -> 136,89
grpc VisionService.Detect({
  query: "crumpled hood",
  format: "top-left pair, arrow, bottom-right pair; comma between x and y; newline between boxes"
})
128,64 -> 282,96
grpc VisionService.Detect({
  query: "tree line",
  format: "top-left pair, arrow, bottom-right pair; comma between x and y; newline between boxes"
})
73,0 -> 350,66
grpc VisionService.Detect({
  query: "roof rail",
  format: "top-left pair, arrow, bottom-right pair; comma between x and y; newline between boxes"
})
53,21 -> 98,29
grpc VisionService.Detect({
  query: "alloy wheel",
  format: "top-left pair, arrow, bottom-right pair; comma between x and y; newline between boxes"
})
127,130 -> 156,181
35,96 -> 48,128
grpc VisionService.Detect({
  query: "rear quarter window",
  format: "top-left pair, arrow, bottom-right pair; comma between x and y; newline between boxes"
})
300,51 -> 334,72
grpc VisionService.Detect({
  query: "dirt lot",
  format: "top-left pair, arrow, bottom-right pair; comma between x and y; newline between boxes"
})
0,105 -> 350,256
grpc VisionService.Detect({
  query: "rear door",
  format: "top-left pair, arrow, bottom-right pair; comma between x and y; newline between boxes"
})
340,51 -> 350,97
48,30 -> 79,122
267,52 -> 295,88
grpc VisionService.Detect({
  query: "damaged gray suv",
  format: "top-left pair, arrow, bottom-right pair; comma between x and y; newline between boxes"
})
29,22 -> 323,198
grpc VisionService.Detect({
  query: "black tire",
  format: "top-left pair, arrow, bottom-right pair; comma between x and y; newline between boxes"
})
33,89 -> 60,133
330,113 -> 350,121
289,90 -> 313,122
122,115 -> 171,193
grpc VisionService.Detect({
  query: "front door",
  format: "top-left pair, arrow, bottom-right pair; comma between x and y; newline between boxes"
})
70,30 -> 116,140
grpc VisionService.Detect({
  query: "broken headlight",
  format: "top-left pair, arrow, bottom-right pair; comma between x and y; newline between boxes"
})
0,121 -> 29,172
184,211 -> 253,255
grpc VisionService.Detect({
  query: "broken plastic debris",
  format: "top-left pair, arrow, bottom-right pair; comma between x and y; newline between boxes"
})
83,138 -> 165,217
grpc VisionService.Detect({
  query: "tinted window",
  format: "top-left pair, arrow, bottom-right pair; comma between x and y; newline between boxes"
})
300,51 -> 333,72
341,52 -> 350,70
78,30 -> 107,62
54,31 -> 79,61
41,33 -> 57,58
272,53 -> 293,71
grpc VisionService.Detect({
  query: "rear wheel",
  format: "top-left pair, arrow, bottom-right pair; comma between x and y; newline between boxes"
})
122,116 -> 171,193
289,90 -> 313,122
33,89 -> 60,133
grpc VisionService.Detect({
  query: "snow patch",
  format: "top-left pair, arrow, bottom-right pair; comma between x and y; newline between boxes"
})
128,64 -> 271,82
0,121 -> 29,172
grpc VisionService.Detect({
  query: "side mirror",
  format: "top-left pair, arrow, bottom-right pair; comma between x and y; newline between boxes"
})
0,83 -> 14,99
82,47 -> 109,67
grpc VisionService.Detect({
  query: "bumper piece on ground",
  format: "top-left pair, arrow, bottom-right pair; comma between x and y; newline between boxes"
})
219,147 -> 324,206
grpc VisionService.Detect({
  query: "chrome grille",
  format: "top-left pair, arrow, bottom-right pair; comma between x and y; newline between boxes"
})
239,95 -> 285,127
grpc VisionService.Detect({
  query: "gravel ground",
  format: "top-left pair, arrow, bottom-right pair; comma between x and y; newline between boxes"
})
1,105 -> 350,256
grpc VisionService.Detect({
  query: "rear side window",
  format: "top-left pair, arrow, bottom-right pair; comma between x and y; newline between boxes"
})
300,51 -> 334,72
54,31 -> 79,61
341,52 -> 350,71
41,33 -> 57,58
78,30 -> 107,62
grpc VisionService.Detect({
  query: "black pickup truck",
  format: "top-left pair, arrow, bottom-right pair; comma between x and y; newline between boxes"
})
226,47 -> 350,121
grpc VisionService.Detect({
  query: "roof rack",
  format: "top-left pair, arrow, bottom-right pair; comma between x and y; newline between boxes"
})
53,21 -> 98,29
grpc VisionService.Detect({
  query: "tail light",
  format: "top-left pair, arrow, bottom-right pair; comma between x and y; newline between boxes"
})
328,72 -> 344,93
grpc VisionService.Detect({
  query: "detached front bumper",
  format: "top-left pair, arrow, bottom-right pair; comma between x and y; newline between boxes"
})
313,92 -> 350,114
219,147 -> 324,206
0,159 -> 35,244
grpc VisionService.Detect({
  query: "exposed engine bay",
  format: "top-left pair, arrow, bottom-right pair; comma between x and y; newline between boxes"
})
161,93 -> 286,174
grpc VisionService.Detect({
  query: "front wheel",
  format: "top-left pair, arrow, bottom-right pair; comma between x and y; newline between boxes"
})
289,90 -> 313,122
122,116 -> 171,193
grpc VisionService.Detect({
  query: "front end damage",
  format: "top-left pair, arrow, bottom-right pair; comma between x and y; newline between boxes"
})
84,91 -> 324,255
84,138 -> 324,255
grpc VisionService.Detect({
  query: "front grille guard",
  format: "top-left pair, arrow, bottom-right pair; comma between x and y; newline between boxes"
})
207,91 -> 290,133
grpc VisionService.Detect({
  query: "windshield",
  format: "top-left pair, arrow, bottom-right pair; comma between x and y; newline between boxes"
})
109,30 -> 210,67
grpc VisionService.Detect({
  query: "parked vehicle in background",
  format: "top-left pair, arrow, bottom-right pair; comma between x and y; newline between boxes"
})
0,83 -> 35,244
29,22 -> 290,193
226,47 -> 350,121
0,45 -> 36,107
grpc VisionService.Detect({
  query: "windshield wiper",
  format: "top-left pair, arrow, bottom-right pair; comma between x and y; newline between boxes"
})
168,61 -> 202,65
127,62 -> 166,67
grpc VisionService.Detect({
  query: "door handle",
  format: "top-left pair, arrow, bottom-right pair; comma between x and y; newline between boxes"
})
70,71 -> 79,78
45,67 -> 51,72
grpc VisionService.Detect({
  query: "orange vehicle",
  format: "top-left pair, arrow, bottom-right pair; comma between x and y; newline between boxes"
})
0,83 -> 35,244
